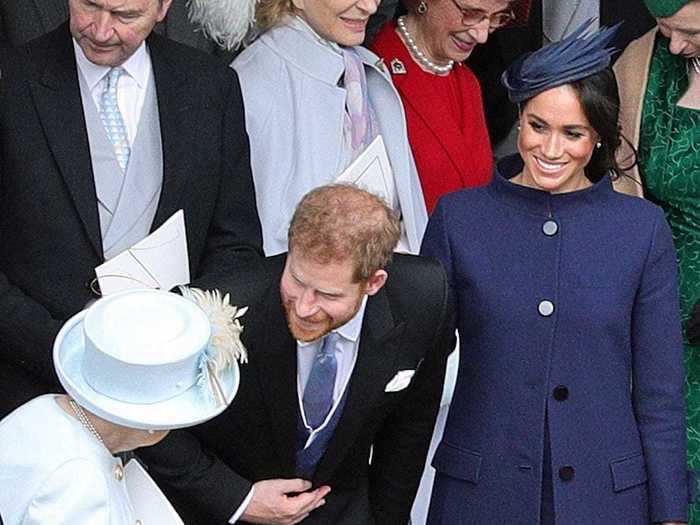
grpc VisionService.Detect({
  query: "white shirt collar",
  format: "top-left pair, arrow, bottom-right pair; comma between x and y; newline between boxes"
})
297,295 -> 368,347
72,39 -> 151,91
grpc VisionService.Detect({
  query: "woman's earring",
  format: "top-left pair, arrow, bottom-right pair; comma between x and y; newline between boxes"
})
417,1 -> 428,14
596,141 -> 602,149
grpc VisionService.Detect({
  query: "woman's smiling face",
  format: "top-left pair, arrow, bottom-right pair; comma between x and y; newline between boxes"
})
517,84 -> 599,194
293,0 -> 380,46
416,0 -> 512,63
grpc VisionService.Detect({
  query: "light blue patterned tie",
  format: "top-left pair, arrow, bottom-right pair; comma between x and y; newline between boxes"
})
303,332 -> 339,430
99,67 -> 130,172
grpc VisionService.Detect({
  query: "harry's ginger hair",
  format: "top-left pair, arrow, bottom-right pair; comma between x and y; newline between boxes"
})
288,185 -> 401,282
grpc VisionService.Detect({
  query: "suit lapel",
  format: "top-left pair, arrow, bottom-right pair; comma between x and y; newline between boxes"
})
28,25 -> 103,257
35,0 -> 68,33
252,286 -> 299,473
314,289 -> 405,482
147,35 -> 196,231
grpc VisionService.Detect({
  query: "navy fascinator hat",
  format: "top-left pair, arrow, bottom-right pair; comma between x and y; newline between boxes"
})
502,19 -> 621,104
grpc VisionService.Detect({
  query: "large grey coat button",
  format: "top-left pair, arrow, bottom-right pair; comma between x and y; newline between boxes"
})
542,220 -> 558,236
538,300 -> 555,317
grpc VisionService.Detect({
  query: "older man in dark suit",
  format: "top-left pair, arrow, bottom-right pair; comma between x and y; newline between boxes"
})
142,185 -> 453,524
0,0 -> 223,53
0,0 -> 262,417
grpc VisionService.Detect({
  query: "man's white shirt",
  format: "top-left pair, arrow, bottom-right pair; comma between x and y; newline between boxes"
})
73,39 -> 151,145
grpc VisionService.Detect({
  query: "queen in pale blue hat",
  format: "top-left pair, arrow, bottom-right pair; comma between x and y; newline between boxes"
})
0,288 -> 246,525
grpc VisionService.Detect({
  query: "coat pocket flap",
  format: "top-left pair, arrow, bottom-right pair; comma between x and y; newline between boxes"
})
431,441 -> 482,483
610,454 -> 647,492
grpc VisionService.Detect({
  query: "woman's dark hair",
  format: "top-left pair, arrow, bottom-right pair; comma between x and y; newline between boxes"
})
567,68 -> 624,182
519,68 -> 631,182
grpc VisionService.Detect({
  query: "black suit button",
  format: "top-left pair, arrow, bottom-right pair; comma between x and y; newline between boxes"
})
559,466 -> 575,481
553,386 -> 569,401
542,220 -> 559,236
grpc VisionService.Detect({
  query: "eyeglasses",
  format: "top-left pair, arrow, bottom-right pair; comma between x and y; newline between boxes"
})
448,0 -> 515,30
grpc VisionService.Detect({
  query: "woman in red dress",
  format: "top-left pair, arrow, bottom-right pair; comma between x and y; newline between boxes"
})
372,0 -> 515,213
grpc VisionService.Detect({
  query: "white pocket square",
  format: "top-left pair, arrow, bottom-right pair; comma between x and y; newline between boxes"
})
384,370 -> 415,392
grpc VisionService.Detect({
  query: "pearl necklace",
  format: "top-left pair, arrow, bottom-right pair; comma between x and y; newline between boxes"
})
397,16 -> 454,75
69,399 -> 105,445
691,57 -> 700,75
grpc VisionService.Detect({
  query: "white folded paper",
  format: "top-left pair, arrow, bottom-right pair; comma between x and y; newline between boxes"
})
125,459 -> 185,524
335,135 -> 398,210
95,210 -> 190,296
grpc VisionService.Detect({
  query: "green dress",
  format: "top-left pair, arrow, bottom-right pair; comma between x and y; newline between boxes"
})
639,36 -> 700,522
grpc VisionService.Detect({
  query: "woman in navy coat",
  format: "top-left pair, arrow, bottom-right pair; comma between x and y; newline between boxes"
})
422,23 -> 693,524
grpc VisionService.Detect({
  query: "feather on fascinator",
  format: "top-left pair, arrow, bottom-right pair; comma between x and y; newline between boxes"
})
188,0 -> 257,51
179,286 -> 248,405
502,19 -> 620,104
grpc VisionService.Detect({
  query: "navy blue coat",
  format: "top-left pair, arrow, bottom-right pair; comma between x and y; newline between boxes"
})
422,158 -> 690,524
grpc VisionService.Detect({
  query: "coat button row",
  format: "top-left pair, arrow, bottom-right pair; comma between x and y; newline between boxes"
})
553,385 -> 569,401
538,300 -> 555,317
542,220 -> 559,236
559,465 -> 575,481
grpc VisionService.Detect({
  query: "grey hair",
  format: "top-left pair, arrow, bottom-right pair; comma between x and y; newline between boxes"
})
187,0 -> 257,50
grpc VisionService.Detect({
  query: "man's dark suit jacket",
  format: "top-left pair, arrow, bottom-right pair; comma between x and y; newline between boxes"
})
142,254 -> 453,524
0,0 -> 226,56
0,23 -> 262,416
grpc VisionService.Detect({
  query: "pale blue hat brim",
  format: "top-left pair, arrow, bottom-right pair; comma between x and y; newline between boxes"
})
53,310 -> 239,430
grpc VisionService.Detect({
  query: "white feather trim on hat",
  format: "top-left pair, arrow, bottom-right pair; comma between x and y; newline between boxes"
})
188,0 -> 258,50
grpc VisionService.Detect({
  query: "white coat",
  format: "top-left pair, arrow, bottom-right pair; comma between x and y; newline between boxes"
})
233,20 -> 428,255
0,396 -> 135,525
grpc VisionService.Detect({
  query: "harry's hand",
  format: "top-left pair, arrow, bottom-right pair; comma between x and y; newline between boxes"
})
241,478 -> 331,525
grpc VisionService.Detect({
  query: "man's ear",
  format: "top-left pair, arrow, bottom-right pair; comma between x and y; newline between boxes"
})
364,269 -> 387,296
157,0 -> 174,22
